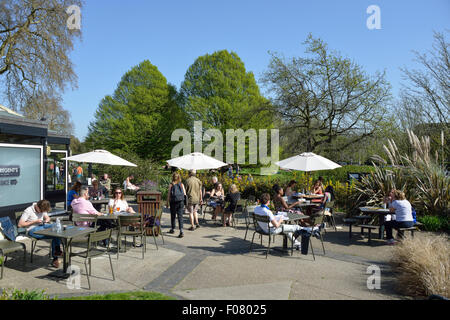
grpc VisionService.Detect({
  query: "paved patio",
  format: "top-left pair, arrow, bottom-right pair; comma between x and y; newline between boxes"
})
0,208 -> 407,300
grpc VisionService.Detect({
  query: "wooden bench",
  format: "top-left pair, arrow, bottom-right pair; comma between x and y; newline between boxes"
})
357,224 -> 379,244
397,223 -> 422,238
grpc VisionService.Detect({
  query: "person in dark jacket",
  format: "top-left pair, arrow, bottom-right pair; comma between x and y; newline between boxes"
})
223,184 -> 240,227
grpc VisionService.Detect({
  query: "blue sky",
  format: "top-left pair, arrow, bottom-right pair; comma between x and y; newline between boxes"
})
61,0 -> 450,140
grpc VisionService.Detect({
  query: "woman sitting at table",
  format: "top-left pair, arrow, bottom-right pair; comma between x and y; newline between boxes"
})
285,180 -> 297,197
223,184 -> 240,227
89,180 -> 104,211
108,188 -> 136,214
384,189 -> 414,245
273,185 -> 301,212
311,180 -> 324,203
209,182 -> 225,220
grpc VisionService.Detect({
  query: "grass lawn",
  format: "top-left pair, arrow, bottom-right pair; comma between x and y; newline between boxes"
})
62,291 -> 176,300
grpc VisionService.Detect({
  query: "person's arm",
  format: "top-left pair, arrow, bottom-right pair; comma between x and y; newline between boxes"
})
43,212 -> 51,223
167,184 -> 172,207
125,201 -> 135,213
18,213 -> 42,228
86,201 -> 102,216
389,201 -> 396,213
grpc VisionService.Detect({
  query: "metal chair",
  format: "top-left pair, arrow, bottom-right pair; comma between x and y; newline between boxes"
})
0,218 -> 27,280
117,215 -> 146,260
322,201 -> 337,232
71,229 -> 115,290
249,214 -> 290,258
68,213 -> 99,259
150,208 -> 165,249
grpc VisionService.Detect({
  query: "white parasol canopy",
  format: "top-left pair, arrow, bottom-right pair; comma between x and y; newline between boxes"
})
62,150 -> 137,167
275,152 -> 341,172
167,152 -> 227,170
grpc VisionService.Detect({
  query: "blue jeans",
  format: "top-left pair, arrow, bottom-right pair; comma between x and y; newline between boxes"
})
384,220 -> 414,240
28,224 -> 62,259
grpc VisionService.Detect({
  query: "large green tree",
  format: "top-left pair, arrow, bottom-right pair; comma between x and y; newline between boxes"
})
85,60 -> 187,161
262,34 -> 392,155
180,50 -> 274,132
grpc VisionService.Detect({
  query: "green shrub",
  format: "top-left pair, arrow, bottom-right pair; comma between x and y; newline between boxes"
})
0,289 -> 54,300
418,215 -> 449,232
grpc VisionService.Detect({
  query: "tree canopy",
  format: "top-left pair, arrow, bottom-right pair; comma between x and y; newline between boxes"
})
180,50 -> 274,132
85,60 -> 187,161
0,0 -> 82,111
262,34 -> 392,156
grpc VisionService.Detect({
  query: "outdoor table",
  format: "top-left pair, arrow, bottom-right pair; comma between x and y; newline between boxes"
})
33,225 -> 96,277
276,212 -> 310,251
359,207 -> 390,239
291,193 -> 324,200
97,211 -> 141,220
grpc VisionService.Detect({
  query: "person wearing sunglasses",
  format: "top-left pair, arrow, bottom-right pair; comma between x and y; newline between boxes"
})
108,188 -> 135,214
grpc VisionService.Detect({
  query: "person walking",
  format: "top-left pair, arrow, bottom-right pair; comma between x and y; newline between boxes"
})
185,170 -> 203,231
167,172 -> 186,238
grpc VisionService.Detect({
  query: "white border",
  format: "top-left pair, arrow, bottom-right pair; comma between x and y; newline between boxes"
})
0,143 -> 44,205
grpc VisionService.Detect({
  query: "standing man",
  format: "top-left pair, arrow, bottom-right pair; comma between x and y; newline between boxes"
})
185,169 -> 203,231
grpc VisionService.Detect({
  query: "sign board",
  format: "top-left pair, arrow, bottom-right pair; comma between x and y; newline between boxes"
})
0,144 -> 43,208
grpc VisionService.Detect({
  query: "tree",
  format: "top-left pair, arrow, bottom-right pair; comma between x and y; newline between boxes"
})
400,31 -> 450,126
85,60 -> 187,161
22,90 -> 74,135
0,0 -> 82,111
261,34 -> 392,155
180,50 -> 274,132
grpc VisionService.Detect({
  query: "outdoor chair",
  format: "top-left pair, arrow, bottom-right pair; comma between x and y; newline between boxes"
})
0,217 -> 26,280
243,205 -> 257,241
71,229 -> 115,290
150,208 -> 164,249
69,213 -> 99,258
249,213 -> 290,258
322,201 -> 337,232
117,215 -> 146,260
307,208 -> 326,257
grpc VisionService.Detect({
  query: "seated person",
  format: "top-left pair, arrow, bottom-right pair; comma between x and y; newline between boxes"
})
67,181 -> 82,211
209,182 -> 225,220
285,180 -> 297,197
223,184 -> 240,227
254,193 -> 305,249
384,189 -> 414,245
311,180 -> 324,203
205,176 -> 218,196
99,173 -> 111,197
18,200 -> 62,268
108,188 -> 136,214
71,187 -> 104,227
273,185 -> 301,212
123,175 -> 140,191
88,180 -> 104,210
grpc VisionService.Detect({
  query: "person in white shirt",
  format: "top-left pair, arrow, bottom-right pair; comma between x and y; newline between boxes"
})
254,193 -> 305,248
18,200 -> 62,268
108,188 -> 135,213
384,189 -> 414,245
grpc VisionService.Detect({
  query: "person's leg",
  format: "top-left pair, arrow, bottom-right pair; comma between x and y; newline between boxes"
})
188,204 -> 195,230
176,202 -> 184,234
170,204 -> 176,232
193,204 -> 200,226
384,220 -> 395,240
395,221 -> 414,239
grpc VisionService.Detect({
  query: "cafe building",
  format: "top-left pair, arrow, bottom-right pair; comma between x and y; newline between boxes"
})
0,105 -> 71,221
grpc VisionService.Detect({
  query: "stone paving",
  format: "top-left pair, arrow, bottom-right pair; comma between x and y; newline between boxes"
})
0,208 -> 406,300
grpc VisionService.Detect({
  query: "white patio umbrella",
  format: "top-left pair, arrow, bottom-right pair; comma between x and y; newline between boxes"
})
276,152 -> 341,191
167,152 -> 227,170
275,152 -> 341,172
62,149 -> 137,167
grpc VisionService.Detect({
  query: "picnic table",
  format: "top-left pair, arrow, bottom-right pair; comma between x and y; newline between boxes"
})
359,207 -> 391,239
33,225 -> 96,277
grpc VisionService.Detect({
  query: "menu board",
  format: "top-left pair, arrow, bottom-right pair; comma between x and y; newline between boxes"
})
0,144 -> 42,208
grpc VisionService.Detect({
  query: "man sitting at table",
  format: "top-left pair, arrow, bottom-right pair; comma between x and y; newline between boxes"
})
71,187 -> 105,225
18,200 -> 62,268
254,193 -> 320,251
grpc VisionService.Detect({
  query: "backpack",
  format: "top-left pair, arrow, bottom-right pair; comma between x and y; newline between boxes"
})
171,183 -> 184,203
412,207 -> 417,224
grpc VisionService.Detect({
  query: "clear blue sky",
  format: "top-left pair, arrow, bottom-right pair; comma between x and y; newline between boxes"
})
62,0 -> 450,140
